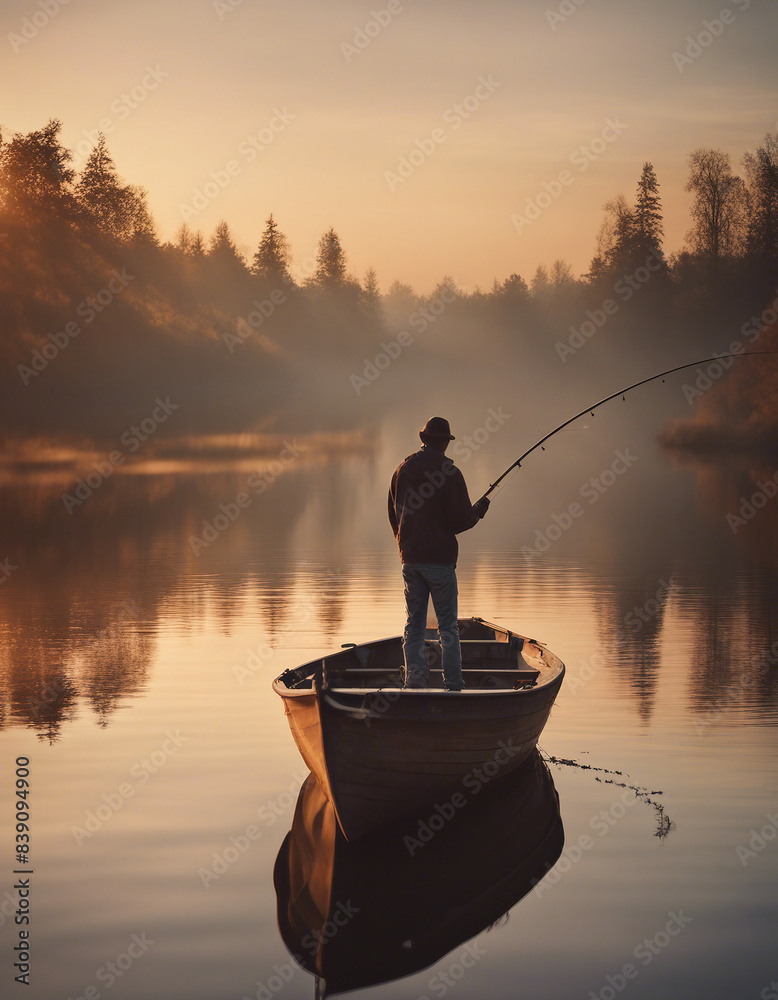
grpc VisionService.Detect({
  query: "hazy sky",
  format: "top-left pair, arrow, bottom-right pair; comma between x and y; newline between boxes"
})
2,0 -> 775,290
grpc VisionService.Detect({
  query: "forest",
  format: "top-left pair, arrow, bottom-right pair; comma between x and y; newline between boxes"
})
1,119 -> 777,457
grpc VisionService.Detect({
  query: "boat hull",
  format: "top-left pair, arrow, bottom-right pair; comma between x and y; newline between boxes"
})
274,618 -> 565,840
318,679 -> 563,839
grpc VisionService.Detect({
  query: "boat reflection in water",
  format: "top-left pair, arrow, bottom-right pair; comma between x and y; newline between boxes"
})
273,750 -> 563,997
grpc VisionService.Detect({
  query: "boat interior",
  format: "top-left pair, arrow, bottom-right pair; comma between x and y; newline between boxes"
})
278,618 -> 545,692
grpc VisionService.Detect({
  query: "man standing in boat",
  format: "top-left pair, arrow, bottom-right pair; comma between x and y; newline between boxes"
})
388,417 -> 489,691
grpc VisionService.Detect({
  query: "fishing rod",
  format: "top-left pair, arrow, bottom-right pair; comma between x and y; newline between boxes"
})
478,351 -> 778,502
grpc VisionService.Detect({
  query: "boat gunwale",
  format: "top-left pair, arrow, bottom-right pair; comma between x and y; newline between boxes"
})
322,684 -> 560,697
272,618 -> 565,696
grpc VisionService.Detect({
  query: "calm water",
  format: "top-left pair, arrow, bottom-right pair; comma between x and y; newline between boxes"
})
0,415 -> 777,999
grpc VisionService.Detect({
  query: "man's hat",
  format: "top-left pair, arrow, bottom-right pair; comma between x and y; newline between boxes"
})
419,416 -> 455,440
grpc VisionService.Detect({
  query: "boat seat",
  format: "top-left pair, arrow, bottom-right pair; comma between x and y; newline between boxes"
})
325,667 -> 539,689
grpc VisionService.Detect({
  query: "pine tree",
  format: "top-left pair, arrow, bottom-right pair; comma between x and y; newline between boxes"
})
76,137 -> 155,243
634,163 -> 664,259
209,220 -> 244,268
362,267 -> 382,318
76,134 -> 130,239
313,228 -> 347,287
190,231 -> 206,258
430,275 -> 459,302
530,264 -> 550,298
175,223 -> 193,254
251,214 -> 291,282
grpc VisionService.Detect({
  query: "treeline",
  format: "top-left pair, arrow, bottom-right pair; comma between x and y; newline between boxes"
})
1,119 -> 777,448
0,121 -> 390,445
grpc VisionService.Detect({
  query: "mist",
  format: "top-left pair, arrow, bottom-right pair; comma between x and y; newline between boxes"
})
2,121 -> 777,475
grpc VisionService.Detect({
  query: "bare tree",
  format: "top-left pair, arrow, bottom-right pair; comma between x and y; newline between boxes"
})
685,149 -> 747,265
550,258 -> 576,288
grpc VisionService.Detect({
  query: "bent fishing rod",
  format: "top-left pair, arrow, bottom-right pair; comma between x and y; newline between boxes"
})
478,351 -> 778,503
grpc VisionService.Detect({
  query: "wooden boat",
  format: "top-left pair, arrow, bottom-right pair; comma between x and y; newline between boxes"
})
274,752 -> 564,996
272,617 -> 565,841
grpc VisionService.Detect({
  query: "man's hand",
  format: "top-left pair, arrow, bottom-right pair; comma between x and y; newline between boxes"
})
473,497 -> 490,519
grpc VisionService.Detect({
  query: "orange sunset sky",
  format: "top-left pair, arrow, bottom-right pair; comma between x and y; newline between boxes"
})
2,0 -> 775,290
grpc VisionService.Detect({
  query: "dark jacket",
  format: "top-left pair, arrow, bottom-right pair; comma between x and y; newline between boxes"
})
388,446 -> 480,564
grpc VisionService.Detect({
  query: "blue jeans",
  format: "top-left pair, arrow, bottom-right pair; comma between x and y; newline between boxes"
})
402,563 -> 463,689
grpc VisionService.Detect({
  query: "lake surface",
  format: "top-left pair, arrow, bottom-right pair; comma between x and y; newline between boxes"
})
0,415 -> 777,1000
